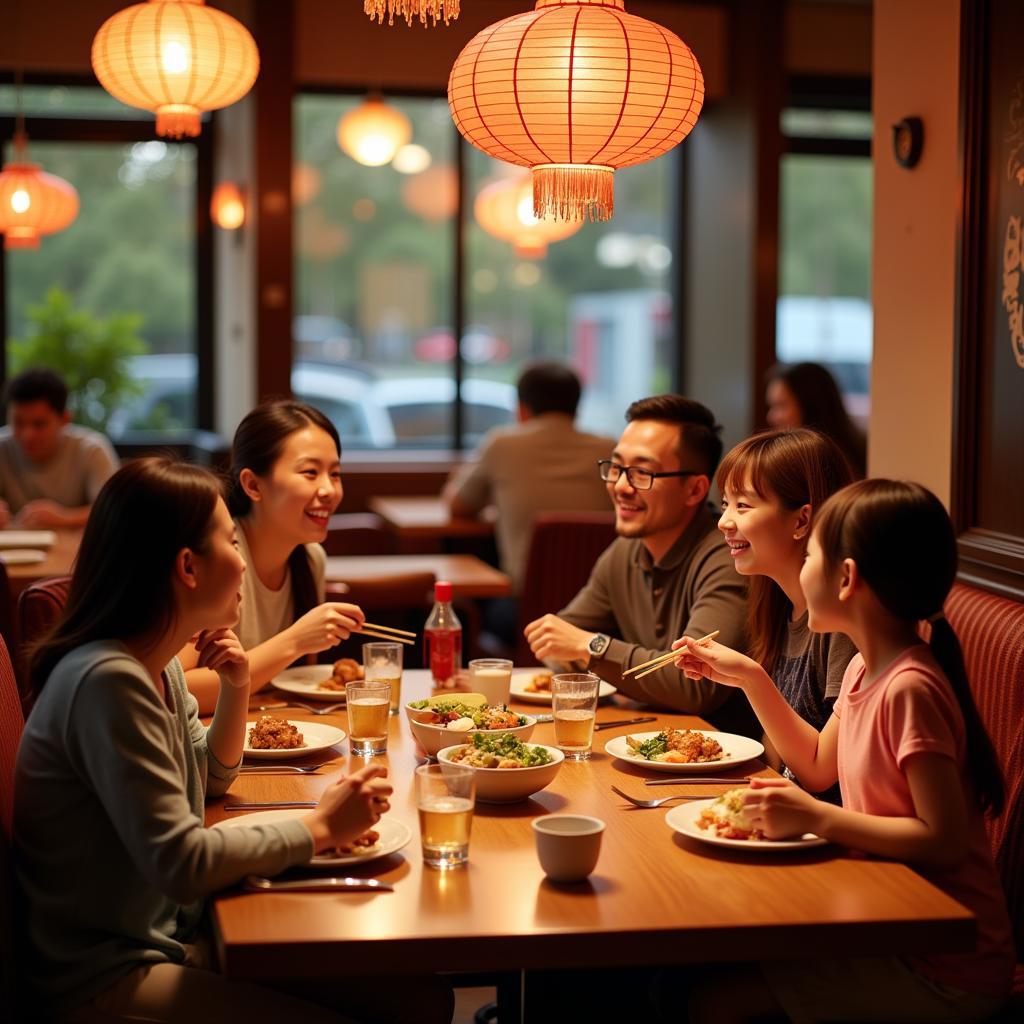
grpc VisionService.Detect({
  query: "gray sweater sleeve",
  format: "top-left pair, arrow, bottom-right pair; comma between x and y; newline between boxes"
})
174,659 -> 240,799
65,659 -> 313,906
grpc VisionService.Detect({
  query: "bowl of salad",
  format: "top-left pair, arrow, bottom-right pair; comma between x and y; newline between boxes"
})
406,695 -> 536,757
437,734 -> 563,803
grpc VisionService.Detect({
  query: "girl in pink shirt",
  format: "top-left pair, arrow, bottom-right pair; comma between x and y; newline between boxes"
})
674,479 -> 1013,1022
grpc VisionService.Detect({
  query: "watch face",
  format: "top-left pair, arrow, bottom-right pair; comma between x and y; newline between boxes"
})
589,634 -> 608,656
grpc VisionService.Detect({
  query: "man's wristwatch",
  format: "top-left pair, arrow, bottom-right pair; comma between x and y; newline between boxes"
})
587,633 -> 611,660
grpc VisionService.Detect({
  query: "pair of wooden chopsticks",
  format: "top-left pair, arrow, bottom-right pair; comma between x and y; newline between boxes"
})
355,622 -> 417,646
623,630 -> 720,680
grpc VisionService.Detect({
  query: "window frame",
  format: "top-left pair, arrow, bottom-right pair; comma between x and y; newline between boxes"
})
0,72 -> 215,432
294,83 -> 686,452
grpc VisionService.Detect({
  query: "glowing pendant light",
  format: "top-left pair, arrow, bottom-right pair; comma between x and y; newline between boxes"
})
475,172 -> 582,258
337,97 -> 412,167
210,181 -> 245,230
0,135 -> 79,250
449,0 -> 704,222
365,0 -> 460,27
91,0 -> 259,139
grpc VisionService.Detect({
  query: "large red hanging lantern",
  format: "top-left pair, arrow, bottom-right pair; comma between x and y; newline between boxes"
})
449,0 -> 704,222
0,137 -> 79,250
91,0 -> 259,139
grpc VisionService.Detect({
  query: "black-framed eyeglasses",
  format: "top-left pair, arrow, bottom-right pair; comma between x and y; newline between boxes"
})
597,460 -> 703,492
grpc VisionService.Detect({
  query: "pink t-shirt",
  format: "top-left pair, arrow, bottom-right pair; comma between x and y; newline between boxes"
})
835,646 -> 1014,997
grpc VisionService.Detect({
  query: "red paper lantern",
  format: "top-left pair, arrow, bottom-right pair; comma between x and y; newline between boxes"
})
449,0 -> 703,222
92,0 -> 259,139
0,144 -> 79,250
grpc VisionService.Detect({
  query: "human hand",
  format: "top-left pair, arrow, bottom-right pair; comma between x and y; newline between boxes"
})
524,614 -> 594,664
193,629 -> 249,690
288,602 -> 365,656
672,635 -> 762,689
14,499 -> 67,529
741,777 -> 825,840
306,764 -> 392,853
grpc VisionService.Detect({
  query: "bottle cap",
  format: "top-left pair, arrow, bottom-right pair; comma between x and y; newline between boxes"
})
434,580 -> 453,602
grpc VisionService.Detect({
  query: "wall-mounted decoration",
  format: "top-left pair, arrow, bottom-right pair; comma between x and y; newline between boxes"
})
954,0 -> 1024,599
892,116 -> 924,168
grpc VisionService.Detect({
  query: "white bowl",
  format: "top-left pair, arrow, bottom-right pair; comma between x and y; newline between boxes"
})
436,743 -> 564,803
409,713 -> 537,758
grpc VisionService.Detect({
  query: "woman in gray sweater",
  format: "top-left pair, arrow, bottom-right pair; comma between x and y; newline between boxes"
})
13,458 -> 448,1022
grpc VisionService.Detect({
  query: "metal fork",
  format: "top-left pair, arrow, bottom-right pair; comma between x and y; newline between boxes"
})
238,764 -> 327,775
610,784 -> 708,809
255,702 -> 345,716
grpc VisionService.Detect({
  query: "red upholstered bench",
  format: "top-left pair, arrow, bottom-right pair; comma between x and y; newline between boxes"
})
945,583 -> 1024,1005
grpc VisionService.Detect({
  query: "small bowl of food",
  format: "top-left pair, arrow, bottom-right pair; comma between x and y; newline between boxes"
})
406,696 -> 537,757
437,735 -> 563,803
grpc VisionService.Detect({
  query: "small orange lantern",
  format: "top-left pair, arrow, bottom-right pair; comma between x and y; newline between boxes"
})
337,97 -> 412,167
365,1 -> 460,28
402,164 -> 459,222
91,0 -> 259,139
449,0 -> 703,222
0,139 -> 79,250
210,181 -> 245,230
474,172 -> 581,258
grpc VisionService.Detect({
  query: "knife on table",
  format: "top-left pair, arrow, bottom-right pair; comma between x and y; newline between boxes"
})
245,875 -> 393,893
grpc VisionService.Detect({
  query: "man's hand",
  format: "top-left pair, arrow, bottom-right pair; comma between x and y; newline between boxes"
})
14,499 -> 72,529
524,614 -> 594,665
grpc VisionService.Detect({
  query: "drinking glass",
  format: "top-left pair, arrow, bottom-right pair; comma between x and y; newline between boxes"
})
346,682 -> 391,755
415,763 -> 475,869
552,673 -> 600,761
363,641 -> 403,715
468,658 -> 513,706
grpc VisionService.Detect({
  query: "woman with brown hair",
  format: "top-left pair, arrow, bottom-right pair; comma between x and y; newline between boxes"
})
14,457 -> 403,1022
713,428 -> 856,797
180,400 -> 365,712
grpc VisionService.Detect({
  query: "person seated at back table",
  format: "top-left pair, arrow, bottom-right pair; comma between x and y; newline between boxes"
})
442,360 -> 614,646
524,394 -> 754,735
0,367 -> 119,529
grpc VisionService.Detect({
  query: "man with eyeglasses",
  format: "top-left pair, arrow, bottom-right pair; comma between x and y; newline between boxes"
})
524,394 -> 753,733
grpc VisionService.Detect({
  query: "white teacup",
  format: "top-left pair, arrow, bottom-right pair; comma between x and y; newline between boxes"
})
531,814 -> 605,882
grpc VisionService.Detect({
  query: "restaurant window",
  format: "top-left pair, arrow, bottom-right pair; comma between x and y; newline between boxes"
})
777,94 -> 873,427
0,83 -> 207,437
294,91 -> 681,449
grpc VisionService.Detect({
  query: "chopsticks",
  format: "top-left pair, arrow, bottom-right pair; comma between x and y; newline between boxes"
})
623,630 -> 720,680
355,621 -> 417,645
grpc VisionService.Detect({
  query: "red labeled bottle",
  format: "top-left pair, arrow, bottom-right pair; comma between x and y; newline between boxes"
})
424,580 -> 462,689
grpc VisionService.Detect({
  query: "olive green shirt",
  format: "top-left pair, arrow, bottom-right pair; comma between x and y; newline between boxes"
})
560,506 -> 756,735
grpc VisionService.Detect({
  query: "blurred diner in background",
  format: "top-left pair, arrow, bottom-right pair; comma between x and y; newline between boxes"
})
1,2 -> 1022,1023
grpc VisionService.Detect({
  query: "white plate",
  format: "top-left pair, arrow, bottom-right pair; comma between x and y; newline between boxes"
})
243,719 -> 346,761
214,811 -> 411,866
605,730 -> 765,774
0,549 -> 46,566
509,671 -> 616,705
665,799 -> 827,850
271,665 -> 352,702
0,530 -> 56,548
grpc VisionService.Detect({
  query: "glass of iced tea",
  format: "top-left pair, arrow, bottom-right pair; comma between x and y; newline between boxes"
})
415,763 -> 475,870
363,641 -> 403,715
552,673 -> 600,761
346,682 -> 391,755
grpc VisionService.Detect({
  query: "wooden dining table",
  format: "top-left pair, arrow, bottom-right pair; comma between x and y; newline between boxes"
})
368,496 -> 496,541
324,554 -> 511,600
208,670 -> 975,1019
1,528 -> 81,600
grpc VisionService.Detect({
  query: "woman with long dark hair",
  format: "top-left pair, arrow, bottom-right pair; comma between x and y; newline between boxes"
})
675,480 -> 1013,1021
180,400 -> 365,711
765,362 -> 867,477
715,429 -> 856,799
14,458 -> 401,1021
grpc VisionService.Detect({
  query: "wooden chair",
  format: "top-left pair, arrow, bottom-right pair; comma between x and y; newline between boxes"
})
0,635 -> 25,1020
15,575 -> 71,719
322,513 -> 395,557
945,583 -> 1024,1010
514,512 -> 616,665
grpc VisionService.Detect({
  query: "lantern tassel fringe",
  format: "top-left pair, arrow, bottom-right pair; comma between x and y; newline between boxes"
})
533,165 -> 614,223
365,0 -> 460,27
155,108 -> 202,139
